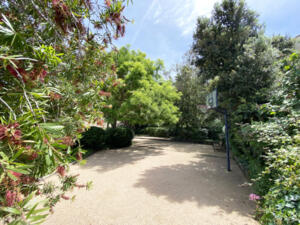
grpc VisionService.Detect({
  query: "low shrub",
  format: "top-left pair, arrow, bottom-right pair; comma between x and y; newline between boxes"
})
106,127 -> 134,148
206,118 -> 224,141
259,146 -> 300,225
80,126 -> 106,151
142,127 -> 170,137
172,127 -> 208,143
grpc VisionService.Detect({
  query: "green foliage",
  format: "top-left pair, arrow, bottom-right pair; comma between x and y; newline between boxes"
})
192,0 -> 282,110
105,127 -> 134,148
174,63 -> 207,129
259,146 -> 300,225
80,127 -> 106,151
172,127 -> 208,143
103,46 -> 181,127
230,53 -> 300,224
191,1 -> 299,222
192,0 -> 260,80
142,127 -> 170,137
205,118 -> 224,141
120,79 -> 181,126
256,54 -> 300,224
0,0 -> 131,223
271,35 -> 295,58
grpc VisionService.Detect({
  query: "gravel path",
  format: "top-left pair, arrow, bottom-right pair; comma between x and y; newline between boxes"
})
44,136 -> 258,225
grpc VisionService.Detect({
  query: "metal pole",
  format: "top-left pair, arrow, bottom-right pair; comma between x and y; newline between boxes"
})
224,109 -> 231,171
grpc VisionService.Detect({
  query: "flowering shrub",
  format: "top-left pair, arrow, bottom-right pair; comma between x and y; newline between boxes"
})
232,53 -> 300,224
249,193 -> 261,201
0,0 -> 130,224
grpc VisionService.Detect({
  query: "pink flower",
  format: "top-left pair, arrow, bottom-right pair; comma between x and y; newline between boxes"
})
5,190 -> 17,206
29,152 -> 38,160
99,90 -> 111,97
105,0 -> 111,7
61,136 -> 74,146
75,184 -> 85,188
10,171 -> 22,179
61,194 -> 70,200
57,166 -> 65,177
249,193 -> 261,201
0,123 -> 22,145
76,152 -> 83,161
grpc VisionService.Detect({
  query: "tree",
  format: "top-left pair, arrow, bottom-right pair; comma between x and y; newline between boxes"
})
271,35 -> 295,57
192,0 -> 278,109
103,46 -> 181,127
174,63 -> 206,129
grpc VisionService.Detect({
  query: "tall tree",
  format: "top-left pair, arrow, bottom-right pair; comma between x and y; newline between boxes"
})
192,0 -> 277,109
103,46 -> 181,127
174,63 -> 206,129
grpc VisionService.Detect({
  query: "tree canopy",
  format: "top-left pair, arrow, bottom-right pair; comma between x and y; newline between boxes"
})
192,0 -> 280,109
174,63 -> 206,129
103,46 -> 181,127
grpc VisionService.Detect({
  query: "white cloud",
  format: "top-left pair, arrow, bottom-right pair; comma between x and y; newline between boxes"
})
176,0 -> 221,35
129,0 -> 221,42
146,0 -> 221,36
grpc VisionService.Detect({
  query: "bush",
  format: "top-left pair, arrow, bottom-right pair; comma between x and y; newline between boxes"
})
205,118 -> 224,141
172,127 -> 208,143
106,127 -> 134,148
142,127 -> 170,137
259,146 -> 300,225
80,126 -> 106,151
230,53 -> 300,224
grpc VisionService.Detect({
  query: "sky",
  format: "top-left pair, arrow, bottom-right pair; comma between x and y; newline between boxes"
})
114,0 -> 300,71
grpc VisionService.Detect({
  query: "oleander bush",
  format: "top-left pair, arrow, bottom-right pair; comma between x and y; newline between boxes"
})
0,0 -> 130,224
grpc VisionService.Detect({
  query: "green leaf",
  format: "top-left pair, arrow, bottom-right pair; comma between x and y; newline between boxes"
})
52,142 -> 68,150
79,160 -> 87,166
28,214 -> 48,222
7,171 -> 18,181
40,123 -> 64,131
45,155 -> 51,166
0,207 -> 22,215
26,203 -> 39,219
30,92 -> 47,99
31,207 -> 50,215
0,151 -> 8,160
7,167 -> 30,175
11,148 -> 25,161
11,163 -> 34,169
0,172 -> 5,183
19,192 -> 34,208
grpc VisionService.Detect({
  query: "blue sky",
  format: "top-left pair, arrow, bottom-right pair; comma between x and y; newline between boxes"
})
114,0 -> 300,70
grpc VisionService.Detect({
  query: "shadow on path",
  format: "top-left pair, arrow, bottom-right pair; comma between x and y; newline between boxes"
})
134,152 -> 254,218
81,137 -> 170,172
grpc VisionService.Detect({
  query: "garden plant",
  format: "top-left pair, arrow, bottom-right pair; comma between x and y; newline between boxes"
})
0,0 -> 131,224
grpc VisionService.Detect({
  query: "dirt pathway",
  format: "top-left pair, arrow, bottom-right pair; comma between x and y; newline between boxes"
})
44,136 -> 258,225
